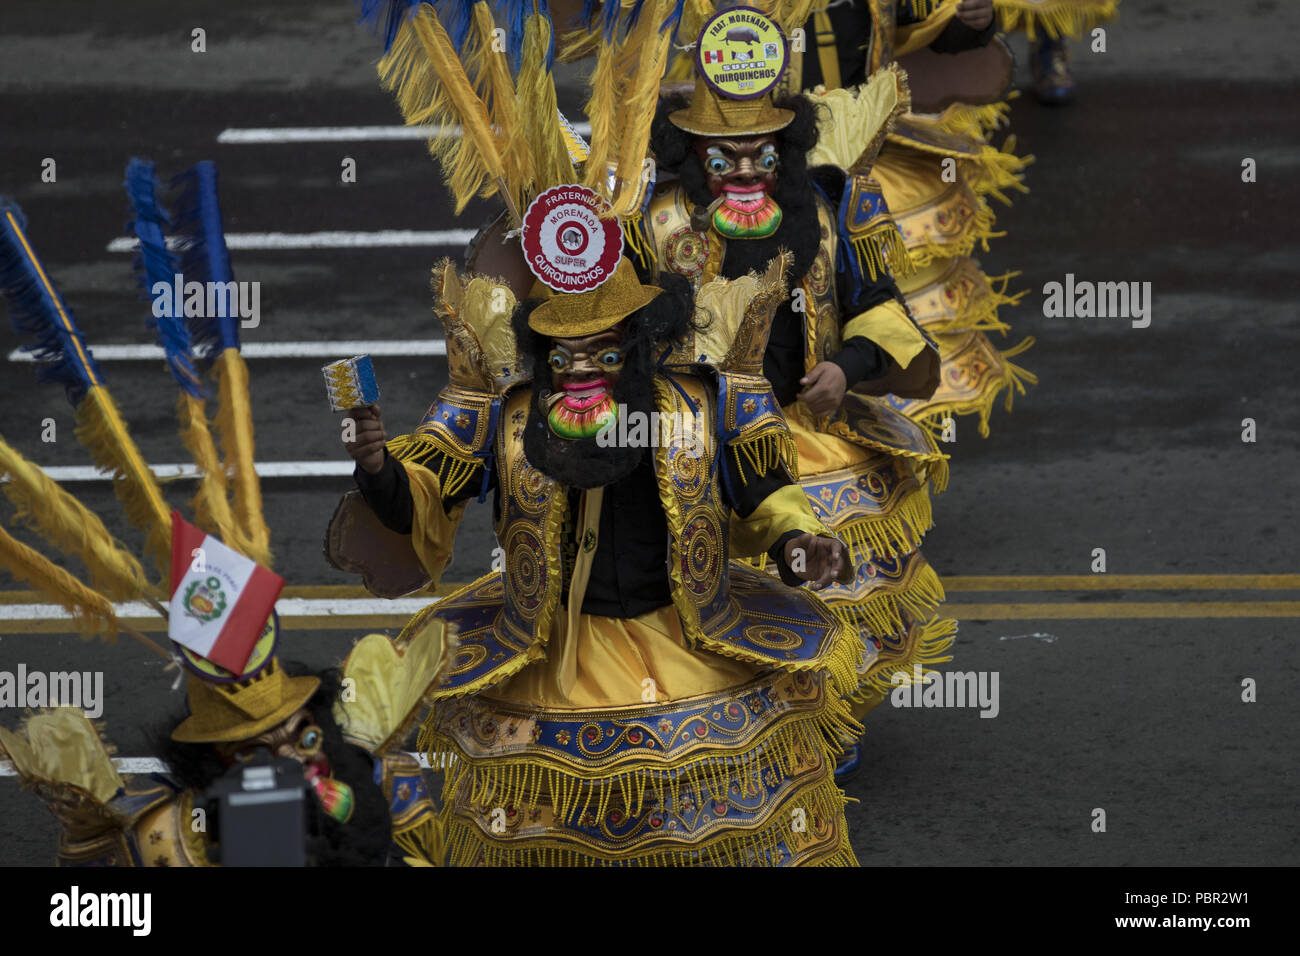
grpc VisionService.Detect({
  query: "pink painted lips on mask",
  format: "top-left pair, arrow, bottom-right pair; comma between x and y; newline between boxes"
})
561,379 -> 609,411
723,185 -> 767,213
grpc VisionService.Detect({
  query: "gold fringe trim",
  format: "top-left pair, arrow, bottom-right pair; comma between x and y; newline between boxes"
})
212,349 -> 272,568
934,99 -> 1014,140
73,387 -> 172,577
420,687 -> 861,865
393,814 -> 445,867
851,614 -> 959,709
436,777 -> 856,867
967,137 -> 1034,208
996,0 -> 1120,41
621,212 -> 653,272
821,420 -> 950,492
0,434 -> 150,602
851,225 -> 915,283
906,199 -> 1004,270
917,336 -> 1038,439
176,392 -> 244,553
825,556 -> 946,638
829,489 -> 934,562
728,429 -> 799,486
915,268 -> 1029,337
387,433 -> 482,500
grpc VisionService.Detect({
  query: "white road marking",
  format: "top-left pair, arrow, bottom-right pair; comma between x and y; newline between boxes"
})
1,752 -> 453,775
9,340 -> 446,362
217,123 -> 590,144
107,229 -> 477,252
0,596 -> 434,622
3,461 -> 356,483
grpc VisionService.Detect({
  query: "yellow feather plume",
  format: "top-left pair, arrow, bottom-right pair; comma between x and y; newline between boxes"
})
610,0 -> 675,216
0,523 -> 121,638
72,386 -> 172,577
472,2 -> 532,216
212,349 -> 271,568
0,434 -> 151,602
176,391 -> 248,554
380,4 -> 516,221
519,14 -> 575,192
580,35 -> 619,195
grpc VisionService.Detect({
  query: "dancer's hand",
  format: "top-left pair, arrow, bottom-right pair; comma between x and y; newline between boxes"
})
798,362 -> 846,417
785,533 -> 854,590
344,404 -> 387,475
955,0 -> 994,31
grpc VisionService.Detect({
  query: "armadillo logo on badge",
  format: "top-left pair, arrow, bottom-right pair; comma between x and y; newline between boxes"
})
697,6 -> 788,100
522,184 -> 624,293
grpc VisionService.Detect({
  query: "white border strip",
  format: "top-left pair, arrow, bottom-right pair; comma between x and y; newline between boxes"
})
3,462 -> 355,483
9,340 -> 446,362
107,229 -> 477,253
1,752 -> 453,775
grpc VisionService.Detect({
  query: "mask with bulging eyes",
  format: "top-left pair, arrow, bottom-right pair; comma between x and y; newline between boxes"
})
545,328 -> 625,440
216,708 -> 354,822
693,134 -> 783,239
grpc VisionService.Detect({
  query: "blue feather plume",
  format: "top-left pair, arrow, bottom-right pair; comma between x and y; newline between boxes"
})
0,197 -> 104,405
124,158 -> 204,398
168,161 -> 239,364
356,0 -> 423,53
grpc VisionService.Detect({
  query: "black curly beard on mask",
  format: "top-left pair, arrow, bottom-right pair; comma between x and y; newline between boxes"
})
511,273 -> 696,490
654,94 -> 823,290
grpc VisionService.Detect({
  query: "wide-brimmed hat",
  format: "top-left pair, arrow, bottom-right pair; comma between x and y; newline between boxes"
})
170,658 -> 319,743
527,257 -> 662,338
669,76 -> 795,137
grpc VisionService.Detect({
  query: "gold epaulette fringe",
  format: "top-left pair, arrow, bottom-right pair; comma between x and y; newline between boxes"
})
729,429 -> 800,484
387,433 -> 482,499
995,0 -> 1120,41
621,212 -> 654,272
851,614 -> 959,708
435,777 -> 856,866
852,224 -> 915,283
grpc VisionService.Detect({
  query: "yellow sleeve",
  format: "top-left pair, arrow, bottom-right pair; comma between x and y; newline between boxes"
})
405,462 -> 470,589
729,484 -> 834,559
843,299 -> 930,369
895,1 -> 961,57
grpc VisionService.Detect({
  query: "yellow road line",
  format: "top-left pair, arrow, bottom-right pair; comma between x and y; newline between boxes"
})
942,602 -> 1300,620
943,574 -> 1300,591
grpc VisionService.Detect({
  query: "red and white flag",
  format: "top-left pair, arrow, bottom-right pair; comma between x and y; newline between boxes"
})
703,49 -> 723,64
169,512 -> 284,674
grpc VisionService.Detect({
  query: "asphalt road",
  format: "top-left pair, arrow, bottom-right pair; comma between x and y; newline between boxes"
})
0,0 -> 1296,868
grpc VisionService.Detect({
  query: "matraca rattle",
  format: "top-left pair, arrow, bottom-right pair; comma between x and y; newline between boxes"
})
323,355 -> 380,411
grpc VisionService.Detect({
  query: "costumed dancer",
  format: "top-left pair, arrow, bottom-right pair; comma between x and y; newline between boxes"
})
764,0 -> 1037,439
337,1 -> 873,865
640,8 -> 953,775
991,0 -> 1121,104
0,185 -> 438,865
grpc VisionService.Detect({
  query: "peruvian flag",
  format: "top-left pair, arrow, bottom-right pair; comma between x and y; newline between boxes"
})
703,49 -> 723,64
168,512 -> 284,674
